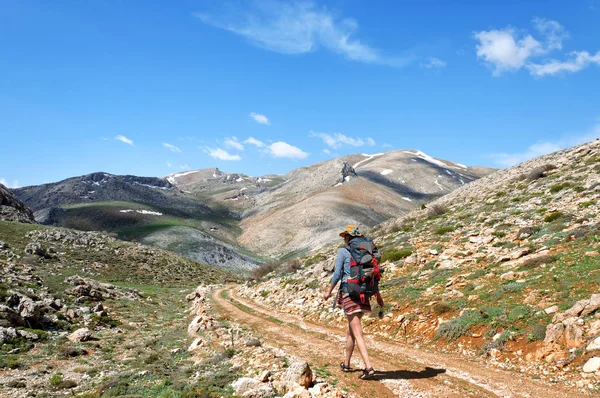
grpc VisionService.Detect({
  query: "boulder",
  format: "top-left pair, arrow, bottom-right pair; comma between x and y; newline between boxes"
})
231,378 -> 275,398
581,294 -> 600,317
0,326 -> 18,343
68,328 -> 92,343
544,305 -> 559,315
586,336 -> 600,352
278,362 -> 313,393
24,242 -> 47,257
583,357 -> 600,373
563,318 -> 585,348
544,323 -> 565,344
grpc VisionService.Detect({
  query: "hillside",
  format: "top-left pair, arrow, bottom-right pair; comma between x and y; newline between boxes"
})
12,173 -> 257,273
0,184 -> 34,223
170,150 -> 495,257
0,220 -> 239,397
237,139 -> 600,394
13,150 -> 494,270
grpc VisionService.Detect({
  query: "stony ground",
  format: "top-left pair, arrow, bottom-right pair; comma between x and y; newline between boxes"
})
241,139 -> 600,395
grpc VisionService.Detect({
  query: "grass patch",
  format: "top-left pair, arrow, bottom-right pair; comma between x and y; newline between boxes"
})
381,247 -> 413,263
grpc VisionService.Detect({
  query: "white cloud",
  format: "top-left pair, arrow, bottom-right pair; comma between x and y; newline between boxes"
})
249,112 -> 270,125
180,164 -> 190,170
474,28 -> 543,74
244,136 -> 266,147
489,124 -> 600,167
167,161 -> 173,168
195,1 -> 412,67
322,148 -> 331,155
527,50 -> 600,76
115,135 -> 134,145
224,137 -> 245,151
474,17 -> 600,77
267,141 -> 309,159
0,178 -> 19,188
163,142 -> 182,152
310,131 -> 375,149
473,18 -> 571,76
420,57 -> 447,69
532,17 -> 568,51
204,147 -> 242,161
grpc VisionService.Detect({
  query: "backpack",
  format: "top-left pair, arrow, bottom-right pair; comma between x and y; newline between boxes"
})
345,236 -> 384,306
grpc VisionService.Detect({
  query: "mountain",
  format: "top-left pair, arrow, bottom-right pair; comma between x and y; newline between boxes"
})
242,139 -> 600,387
0,183 -> 35,223
12,172 -> 257,273
236,150 -> 494,256
13,150 -> 495,270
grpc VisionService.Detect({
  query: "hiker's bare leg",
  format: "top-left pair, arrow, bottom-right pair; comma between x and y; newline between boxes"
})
348,313 -> 372,369
345,322 -> 355,366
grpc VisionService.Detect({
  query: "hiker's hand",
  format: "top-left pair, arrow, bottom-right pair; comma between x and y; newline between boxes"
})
323,291 -> 331,300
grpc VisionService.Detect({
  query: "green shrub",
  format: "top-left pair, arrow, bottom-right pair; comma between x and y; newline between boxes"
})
492,231 -> 506,238
433,302 -> 453,315
260,290 -> 269,297
435,225 -> 456,235
544,212 -> 564,222
435,310 -> 483,341
49,374 -> 64,387
580,200 -> 596,209
528,324 -> 547,342
381,247 -> 413,263
549,182 -> 571,193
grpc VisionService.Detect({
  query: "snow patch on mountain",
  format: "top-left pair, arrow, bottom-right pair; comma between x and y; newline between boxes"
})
381,169 -> 393,176
353,153 -> 384,169
119,209 -> 163,216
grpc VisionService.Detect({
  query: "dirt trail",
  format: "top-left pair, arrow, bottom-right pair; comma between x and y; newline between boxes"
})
212,286 -> 590,398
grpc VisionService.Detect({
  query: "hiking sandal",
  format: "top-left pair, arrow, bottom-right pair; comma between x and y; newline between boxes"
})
340,362 -> 351,372
359,367 -> 375,380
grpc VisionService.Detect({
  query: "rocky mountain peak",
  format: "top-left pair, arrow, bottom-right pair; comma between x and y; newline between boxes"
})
0,183 -> 35,223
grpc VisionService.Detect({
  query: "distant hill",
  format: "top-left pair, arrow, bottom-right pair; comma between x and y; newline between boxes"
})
13,150 -> 495,271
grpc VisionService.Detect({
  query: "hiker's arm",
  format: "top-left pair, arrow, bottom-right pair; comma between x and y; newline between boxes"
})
324,249 -> 345,300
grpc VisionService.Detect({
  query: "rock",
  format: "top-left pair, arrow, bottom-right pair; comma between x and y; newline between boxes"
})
563,318 -> 585,348
544,305 -> 559,315
282,388 -> 311,398
587,336 -> 600,351
509,247 -> 531,260
582,357 -> 600,373
0,327 -> 18,343
188,337 -> 204,351
581,294 -> 600,317
231,378 -> 275,398
0,241 -> 8,249
24,242 -> 47,257
0,305 -> 24,327
259,370 -> 271,382
278,361 -> 313,393
245,338 -> 262,347
17,329 -> 39,340
544,323 -> 565,344
68,328 -> 92,343
7,380 -> 26,389
404,255 -> 418,266
555,299 -> 589,323
500,271 -> 516,281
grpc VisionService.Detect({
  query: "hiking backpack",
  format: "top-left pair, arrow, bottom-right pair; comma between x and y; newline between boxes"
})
345,237 -> 384,306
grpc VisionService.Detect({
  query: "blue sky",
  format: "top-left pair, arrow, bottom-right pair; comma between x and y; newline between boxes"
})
1,0 -> 599,188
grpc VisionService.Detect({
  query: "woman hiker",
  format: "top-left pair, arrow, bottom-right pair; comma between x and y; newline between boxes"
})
323,224 -> 376,380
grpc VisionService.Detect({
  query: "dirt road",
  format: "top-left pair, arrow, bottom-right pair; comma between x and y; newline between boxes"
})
212,286 -> 589,397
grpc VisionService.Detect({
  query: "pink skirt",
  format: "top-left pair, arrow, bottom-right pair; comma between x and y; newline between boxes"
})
337,292 -> 371,315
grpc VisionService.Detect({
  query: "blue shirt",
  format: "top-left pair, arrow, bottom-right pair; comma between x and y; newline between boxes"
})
331,248 -> 351,287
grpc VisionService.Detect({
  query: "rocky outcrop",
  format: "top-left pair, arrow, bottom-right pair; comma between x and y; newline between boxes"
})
65,275 -> 142,302
0,183 -> 35,223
